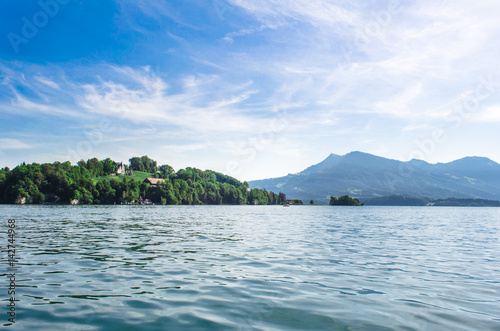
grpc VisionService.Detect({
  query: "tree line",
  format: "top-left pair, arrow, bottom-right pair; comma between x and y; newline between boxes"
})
0,156 -> 287,205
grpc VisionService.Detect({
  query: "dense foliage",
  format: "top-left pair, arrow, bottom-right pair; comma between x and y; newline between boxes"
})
129,156 -> 158,173
329,195 -> 363,206
0,156 -> 286,205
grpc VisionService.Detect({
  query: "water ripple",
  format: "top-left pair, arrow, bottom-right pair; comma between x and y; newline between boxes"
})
2,205 -> 500,330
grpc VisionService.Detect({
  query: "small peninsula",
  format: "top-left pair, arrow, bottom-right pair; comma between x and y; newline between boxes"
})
0,156 -> 287,206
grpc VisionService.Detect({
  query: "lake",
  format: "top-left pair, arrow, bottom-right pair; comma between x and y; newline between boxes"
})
1,205 -> 500,330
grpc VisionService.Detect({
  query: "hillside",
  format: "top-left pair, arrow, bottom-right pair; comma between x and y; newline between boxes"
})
249,152 -> 500,204
0,156 -> 286,205
94,171 -> 153,184
363,195 -> 500,207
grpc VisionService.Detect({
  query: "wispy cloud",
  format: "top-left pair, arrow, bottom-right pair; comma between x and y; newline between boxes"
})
224,0 -> 500,121
35,76 -> 60,90
473,106 -> 500,122
228,0 -> 360,30
0,138 -> 32,150
1,0 -> 500,178
77,66 -> 267,134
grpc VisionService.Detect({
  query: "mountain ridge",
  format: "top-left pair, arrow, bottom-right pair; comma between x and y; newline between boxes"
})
249,152 -> 500,203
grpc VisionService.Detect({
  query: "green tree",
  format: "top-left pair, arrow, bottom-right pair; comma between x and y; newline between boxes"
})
159,164 -> 175,178
0,156 -> 285,206
102,158 -> 117,175
330,195 -> 362,206
86,158 -> 103,177
96,179 -> 116,204
129,157 -> 144,171
278,192 -> 287,205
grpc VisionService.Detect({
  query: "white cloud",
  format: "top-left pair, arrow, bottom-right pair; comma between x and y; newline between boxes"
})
8,91 -> 81,118
473,106 -> 500,122
0,139 -> 32,150
2,0 -> 500,179
35,76 -> 60,90
116,0 -> 201,31
402,124 -> 432,133
228,0 -> 360,30
78,66 -> 271,135
224,0 -> 500,121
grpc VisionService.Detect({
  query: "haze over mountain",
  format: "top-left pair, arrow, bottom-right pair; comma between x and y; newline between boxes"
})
249,152 -> 500,204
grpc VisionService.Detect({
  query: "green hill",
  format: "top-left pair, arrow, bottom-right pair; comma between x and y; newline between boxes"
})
94,171 -> 153,184
0,156 -> 286,206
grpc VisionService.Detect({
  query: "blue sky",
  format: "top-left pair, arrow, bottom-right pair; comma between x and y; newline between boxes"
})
1,0 -> 500,180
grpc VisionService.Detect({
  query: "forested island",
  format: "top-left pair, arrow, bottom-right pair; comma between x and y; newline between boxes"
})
329,195 -> 364,206
0,156 -> 287,205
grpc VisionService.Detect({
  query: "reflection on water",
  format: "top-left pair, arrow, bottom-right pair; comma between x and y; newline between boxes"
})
1,205 -> 500,330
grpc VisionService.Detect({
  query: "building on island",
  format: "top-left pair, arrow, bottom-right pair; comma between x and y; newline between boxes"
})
116,162 -> 133,176
144,177 -> 165,188
116,162 -> 125,175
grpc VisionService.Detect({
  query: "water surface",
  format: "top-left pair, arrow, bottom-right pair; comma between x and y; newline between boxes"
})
1,205 -> 500,330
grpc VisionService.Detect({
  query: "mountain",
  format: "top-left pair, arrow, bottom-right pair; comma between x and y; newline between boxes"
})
249,152 -> 500,204
363,195 -> 500,207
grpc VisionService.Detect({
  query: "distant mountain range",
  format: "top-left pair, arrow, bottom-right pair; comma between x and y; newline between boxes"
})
249,152 -> 500,204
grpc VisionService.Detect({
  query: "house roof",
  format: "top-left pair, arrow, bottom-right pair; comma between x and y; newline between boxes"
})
144,177 -> 165,185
